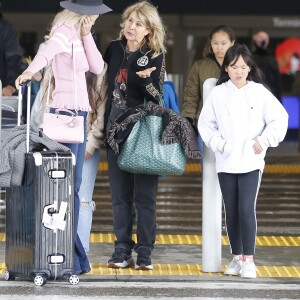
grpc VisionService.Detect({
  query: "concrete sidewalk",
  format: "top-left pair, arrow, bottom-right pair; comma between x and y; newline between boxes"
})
0,240 -> 299,299
0,280 -> 299,299
1,239 -> 299,279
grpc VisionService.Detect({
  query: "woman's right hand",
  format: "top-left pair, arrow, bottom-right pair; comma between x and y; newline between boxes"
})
81,15 -> 99,36
15,71 -> 33,89
136,67 -> 156,78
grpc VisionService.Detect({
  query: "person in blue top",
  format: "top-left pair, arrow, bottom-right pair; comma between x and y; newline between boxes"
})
163,77 -> 179,113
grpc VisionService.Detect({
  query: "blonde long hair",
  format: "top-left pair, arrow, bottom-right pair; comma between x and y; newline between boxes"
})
51,9 -> 86,37
119,1 -> 166,58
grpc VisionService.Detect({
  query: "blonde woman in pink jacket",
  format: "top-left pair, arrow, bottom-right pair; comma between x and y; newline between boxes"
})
15,0 -> 112,275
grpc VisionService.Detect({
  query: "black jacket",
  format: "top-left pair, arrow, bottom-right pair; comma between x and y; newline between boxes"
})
103,38 -> 165,127
253,47 -> 282,101
0,14 -> 22,88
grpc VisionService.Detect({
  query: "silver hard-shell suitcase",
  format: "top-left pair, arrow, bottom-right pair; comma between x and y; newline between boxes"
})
1,81 -> 79,286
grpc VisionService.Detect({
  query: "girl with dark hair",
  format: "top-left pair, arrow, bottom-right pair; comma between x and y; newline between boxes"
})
198,44 -> 288,278
182,25 -> 235,127
217,43 -> 264,86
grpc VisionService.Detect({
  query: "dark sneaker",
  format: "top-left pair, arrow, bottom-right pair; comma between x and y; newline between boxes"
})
107,248 -> 134,269
135,247 -> 153,270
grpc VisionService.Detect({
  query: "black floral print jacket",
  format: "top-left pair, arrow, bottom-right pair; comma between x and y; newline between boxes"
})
103,38 -> 166,131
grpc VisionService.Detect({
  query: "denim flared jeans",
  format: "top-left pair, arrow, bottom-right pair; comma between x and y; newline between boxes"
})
50,108 -> 90,273
78,148 -> 100,253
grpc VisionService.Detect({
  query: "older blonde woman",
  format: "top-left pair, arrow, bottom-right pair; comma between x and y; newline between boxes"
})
104,1 -> 166,270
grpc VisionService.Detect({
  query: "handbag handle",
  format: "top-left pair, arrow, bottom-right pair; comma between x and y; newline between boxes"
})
144,95 -> 164,107
158,95 -> 164,107
53,109 -> 77,127
54,108 -> 77,116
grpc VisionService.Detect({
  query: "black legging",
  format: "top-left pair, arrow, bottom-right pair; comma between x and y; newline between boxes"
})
218,170 -> 261,256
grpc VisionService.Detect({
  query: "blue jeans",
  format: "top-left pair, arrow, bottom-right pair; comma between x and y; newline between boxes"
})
50,108 -> 90,273
78,148 -> 100,253
198,135 -> 203,164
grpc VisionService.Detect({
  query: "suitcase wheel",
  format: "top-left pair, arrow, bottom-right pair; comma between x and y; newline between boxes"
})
34,274 -> 47,286
4,270 -> 15,281
69,274 -> 79,285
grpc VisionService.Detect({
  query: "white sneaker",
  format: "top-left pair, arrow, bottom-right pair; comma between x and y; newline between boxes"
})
224,256 -> 242,276
241,258 -> 257,278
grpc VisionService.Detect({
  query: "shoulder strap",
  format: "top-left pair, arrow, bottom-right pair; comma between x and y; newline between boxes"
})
72,43 -> 78,109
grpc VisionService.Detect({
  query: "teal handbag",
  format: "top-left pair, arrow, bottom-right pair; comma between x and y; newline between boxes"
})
117,115 -> 186,175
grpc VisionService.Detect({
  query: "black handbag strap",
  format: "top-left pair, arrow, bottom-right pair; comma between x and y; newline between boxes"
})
144,95 -> 164,107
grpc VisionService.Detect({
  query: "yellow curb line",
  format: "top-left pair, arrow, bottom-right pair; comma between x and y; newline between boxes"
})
99,162 -> 300,174
1,262 -> 299,278
1,233 -> 299,246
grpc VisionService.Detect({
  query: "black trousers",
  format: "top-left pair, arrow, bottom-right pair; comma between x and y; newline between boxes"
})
218,170 -> 261,256
107,149 -> 159,251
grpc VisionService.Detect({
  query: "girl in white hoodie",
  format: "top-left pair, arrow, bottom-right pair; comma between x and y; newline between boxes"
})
198,44 -> 288,278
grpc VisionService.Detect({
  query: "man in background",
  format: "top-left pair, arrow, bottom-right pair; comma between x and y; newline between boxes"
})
252,31 -> 282,101
0,1 -> 22,96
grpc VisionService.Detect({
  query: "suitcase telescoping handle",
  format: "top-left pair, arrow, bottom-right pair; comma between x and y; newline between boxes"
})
18,80 -> 31,153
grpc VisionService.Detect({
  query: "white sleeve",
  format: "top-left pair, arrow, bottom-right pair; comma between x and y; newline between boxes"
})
257,89 -> 289,150
197,94 -> 227,153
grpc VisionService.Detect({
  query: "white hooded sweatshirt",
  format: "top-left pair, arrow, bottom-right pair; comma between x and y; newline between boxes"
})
198,80 -> 288,173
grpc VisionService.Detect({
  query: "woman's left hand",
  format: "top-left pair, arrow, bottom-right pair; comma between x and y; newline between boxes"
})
253,139 -> 263,154
85,151 -> 92,159
81,16 -> 98,36
136,67 -> 156,78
